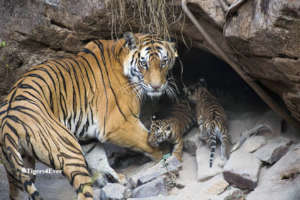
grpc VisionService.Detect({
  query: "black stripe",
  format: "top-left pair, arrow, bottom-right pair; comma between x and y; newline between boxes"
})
82,47 -> 108,136
94,40 -> 127,121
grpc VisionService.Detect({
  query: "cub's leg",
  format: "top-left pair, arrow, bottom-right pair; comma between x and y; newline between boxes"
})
106,117 -> 163,161
82,142 -> 127,187
172,139 -> 183,162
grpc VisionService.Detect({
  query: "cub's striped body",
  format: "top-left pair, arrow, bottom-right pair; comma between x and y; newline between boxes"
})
0,33 -> 178,200
186,84 -> 230,167
148,100 -> 195,161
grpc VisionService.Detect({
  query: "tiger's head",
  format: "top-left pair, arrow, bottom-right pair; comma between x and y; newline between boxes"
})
148,115 -> 173,147
123,32 -> 178,98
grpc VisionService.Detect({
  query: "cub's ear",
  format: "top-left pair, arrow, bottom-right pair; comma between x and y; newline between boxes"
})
124,32 -> 137,50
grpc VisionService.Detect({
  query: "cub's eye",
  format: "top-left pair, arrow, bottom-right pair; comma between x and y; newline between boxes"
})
161,59 -> 168,67
140,60 -> 147,68
166,126 -> 171,131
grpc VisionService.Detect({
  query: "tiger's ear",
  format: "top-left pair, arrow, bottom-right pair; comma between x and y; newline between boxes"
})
169,42 -> 178,57
124,32 -> 137,50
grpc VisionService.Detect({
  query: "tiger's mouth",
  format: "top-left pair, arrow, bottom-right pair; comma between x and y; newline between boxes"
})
147,90 -> 163,97
145,83 -> 167,97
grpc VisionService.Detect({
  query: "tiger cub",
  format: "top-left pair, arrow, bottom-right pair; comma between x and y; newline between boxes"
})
148,100 -> 195,161
186,84 -> 230,167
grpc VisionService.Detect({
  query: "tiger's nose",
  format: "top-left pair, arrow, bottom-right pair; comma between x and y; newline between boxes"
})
151,84 -> 162,91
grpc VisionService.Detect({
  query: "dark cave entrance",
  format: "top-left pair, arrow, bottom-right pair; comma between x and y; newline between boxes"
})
177,46 -> 267,111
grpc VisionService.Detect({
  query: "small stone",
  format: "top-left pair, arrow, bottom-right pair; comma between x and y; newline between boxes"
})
223,149 -> 261,190
243,135 -> 267,153
196,146 -> 223,181
132,177 -> 167,198
200,174 -> 229,196
102,183 -> 130,200
211,187 -> 245,200
128,195 -> 176,200
183,128 -> 201,156
93,188 -> 107,200
132,156 -> 182,185
254,137 -> 292,164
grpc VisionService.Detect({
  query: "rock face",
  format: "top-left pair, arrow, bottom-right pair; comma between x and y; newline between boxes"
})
247,145 -> 300,200
0,0 -> 300,125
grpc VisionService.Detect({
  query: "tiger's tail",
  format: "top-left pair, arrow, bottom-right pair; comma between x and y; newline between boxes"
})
208,132 -> 217,168
209,126 -> 230,168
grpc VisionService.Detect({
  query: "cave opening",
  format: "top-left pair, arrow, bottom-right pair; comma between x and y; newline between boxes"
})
139,45 -> 269,126
177,46 -> 268,113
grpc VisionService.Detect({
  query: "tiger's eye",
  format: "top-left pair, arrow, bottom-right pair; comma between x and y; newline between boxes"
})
140,60 -> 147,69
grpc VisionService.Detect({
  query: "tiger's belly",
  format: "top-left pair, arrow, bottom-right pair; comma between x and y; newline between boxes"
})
61,114 -> 106,143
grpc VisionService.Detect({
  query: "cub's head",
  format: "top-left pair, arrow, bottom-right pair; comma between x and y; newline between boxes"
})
123,32 -> 178,98
184,78 -> 207,102
148,115 -> 172,147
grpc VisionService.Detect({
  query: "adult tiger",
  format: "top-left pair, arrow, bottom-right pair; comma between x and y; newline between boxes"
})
0,32 -> 178,200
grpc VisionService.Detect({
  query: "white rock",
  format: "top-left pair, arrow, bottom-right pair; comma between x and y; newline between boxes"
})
247,145 -> 300,200
196,146 -> 223,181
132,156 -> 182,185
172,174 -> 228,200
211,187 -> 244,200
102,183 -> 130,199
254,137 -> 291,164
243,135 -> 267,153
128,195 -> 176,200
199,174 -> 229,196
223,149 -> 261,190
132,177 -> 167,198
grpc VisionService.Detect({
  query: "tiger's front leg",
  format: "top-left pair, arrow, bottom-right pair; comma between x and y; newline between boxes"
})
106,117 -> 163,161
82,142 -> 128,187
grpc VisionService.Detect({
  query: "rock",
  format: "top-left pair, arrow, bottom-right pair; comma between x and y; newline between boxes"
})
128,195 -> 176,200
183,127 -> 201,156
102,183 -> 130,200
196,145 -> 223,181
199,174 -> 229,196
212,187 -> 245,200
93,188 -> 107,200
243,135 -> 267,153
254,137 -> 292,164
247,145 -> 300,200
132,156 -> 182,185
223,149 -> 261,190
0,164 -> 9,200
171,174 -> 229,200
132,177 -> 167,198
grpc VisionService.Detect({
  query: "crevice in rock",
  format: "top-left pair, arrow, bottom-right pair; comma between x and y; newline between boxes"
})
277,54 -> 298,60
50,19 -> 72,31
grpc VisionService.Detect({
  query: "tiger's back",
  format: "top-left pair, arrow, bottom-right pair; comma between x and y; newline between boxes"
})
148,100 -> 195,161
